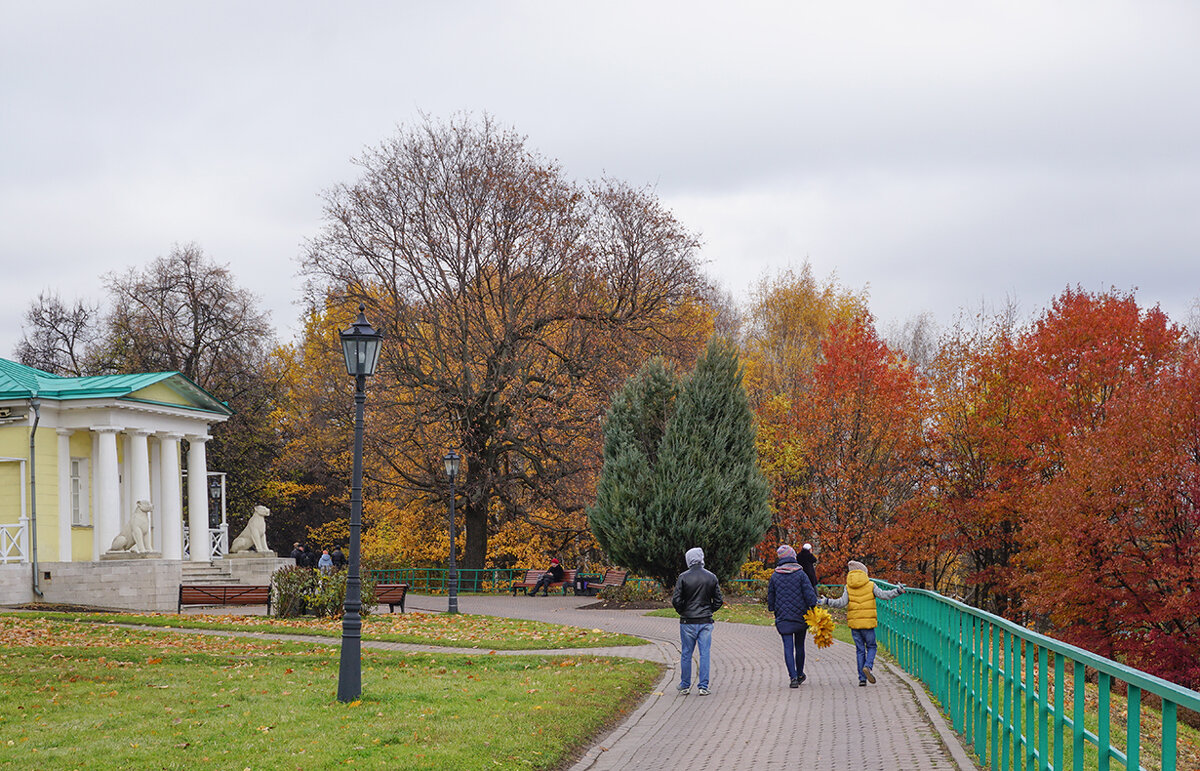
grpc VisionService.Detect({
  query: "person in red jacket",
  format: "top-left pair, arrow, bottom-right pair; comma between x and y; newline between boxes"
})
527,558 -> 565,596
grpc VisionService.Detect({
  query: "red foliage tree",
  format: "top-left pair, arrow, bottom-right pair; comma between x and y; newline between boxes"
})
775,317 -> 926,580
1018,336 -> 1199,687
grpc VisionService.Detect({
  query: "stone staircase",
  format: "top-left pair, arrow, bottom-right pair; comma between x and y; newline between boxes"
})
180,561 -> 236,585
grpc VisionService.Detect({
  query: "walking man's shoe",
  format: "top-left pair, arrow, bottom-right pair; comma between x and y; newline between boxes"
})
677,686 -> 690,695
858,680 -> 867,687
789,678 -> 799,689
798,673 -> 807,684
698,687 -> 710,696
862,666 -> 875,684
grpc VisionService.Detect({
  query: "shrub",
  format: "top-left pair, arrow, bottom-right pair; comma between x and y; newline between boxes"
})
271,566 -> 377,618
305,571 -> 378,618
598,580 -> 669,604
272,566 -> 314,618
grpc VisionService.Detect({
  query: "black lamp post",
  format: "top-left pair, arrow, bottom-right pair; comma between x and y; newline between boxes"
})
337,305 -> 383,703
443,451 -> 461,614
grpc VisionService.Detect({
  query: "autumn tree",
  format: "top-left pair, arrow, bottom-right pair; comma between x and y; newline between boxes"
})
1017,342 -> 1200,687
14,291 -> 104,375
779,318 -> 926,577
918,321 -> 1029,612
16,245 -> 280,530
300,114 -> 711,570
740,265 -> 871,562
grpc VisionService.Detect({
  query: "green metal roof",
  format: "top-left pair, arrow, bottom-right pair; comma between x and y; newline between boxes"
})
0,358 -> 232,416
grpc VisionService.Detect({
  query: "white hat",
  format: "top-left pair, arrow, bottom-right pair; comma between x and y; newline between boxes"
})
802,543 -> 813,551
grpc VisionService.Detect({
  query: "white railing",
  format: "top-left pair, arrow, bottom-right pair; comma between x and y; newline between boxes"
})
0,523 -> 26,564
182,527 -> 227,560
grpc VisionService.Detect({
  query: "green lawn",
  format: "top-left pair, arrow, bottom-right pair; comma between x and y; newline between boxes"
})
0,614 -> 661,770
9,610 -> 648,650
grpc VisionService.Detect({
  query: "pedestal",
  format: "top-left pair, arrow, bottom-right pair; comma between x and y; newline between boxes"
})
100,551 -> 164,561
224,550 -> 278,559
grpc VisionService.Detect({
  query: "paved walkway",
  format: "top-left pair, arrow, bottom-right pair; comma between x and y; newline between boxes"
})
176,593 -> 974,769
400,593 -> 975,770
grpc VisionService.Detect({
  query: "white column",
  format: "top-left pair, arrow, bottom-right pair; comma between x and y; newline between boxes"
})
158,433 -> 184,560
149,436 -> 162,547
91,432 -> 100,560
186,435 -> 211,562
56,429 -> 73,561
127,430 -> 152,550
92,426 -> 123,554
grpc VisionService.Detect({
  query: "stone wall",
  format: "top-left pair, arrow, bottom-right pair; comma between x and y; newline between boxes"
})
0,557 -> 291,612
0,563 -> 32,606
20,560 -> 182,612
222,555 -> 293,584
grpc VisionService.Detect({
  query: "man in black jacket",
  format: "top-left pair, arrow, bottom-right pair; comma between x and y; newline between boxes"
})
527,558 -> 565,596
671,547 -> 723,695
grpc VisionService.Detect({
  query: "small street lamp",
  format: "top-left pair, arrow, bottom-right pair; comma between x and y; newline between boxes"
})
444,450 -> 461,614
337,305 -> 383,704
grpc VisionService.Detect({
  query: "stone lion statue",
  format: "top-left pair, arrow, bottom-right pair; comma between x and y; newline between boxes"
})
110,499 -> 152,553
230,505 -> 271,553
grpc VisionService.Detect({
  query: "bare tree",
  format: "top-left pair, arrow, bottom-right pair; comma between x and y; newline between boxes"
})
101,243 -> 272,400
885,311 -> 940,376
301,114 -> 711,569
15,292 -> 103,376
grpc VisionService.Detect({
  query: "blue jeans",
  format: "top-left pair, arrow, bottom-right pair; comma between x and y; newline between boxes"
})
679,622 -> 713,690
780,626 -> 808,680
852,627 -> 877,681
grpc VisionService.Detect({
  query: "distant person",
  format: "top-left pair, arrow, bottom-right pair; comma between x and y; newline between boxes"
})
798,542 -> 819,591
331,546 -> 346,570
672,547 -> 723,696
290,542 -> 305,566
527,558 -> 565,596
317,549 -> 333,573
822,560 -> 906,686
767,545 -> 820,688
304,545 -> 319,569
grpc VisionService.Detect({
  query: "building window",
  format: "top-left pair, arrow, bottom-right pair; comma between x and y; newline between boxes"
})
70,458 -> 90,526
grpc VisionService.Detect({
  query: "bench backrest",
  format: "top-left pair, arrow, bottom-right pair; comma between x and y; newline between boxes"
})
601,569 -> 628,586
179,585 -> 270,604
375,583 -> 408,600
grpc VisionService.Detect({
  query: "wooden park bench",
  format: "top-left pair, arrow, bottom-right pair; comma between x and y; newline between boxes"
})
375,583 -> 409,613
178,584 -> 272,615
510,568 -> 577,596
573,569 -> 628,596
595,569 -> 629,590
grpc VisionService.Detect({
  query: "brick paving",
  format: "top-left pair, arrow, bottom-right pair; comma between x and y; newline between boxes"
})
403,593 -> 976,770
176,592 -> 976,770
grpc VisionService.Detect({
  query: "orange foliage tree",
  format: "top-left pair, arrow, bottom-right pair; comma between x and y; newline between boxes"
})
783,318 -> 926,580
1008,290 -> 1198,685
916,321 -> 1031,611
295,115 -> 712,570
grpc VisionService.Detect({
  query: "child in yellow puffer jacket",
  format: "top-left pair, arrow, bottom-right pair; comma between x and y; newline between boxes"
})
821,560 -> 905,686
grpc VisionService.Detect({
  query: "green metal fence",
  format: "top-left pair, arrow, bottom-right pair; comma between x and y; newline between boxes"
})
876,583 -> 1200,771
364,568 -> 524,593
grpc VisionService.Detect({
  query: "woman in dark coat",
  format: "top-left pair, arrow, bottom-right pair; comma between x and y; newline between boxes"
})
798,542 -> 819,590
766,544 -> 820,688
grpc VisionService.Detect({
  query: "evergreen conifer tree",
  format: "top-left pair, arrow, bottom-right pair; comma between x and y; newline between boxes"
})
652,337 -> 770,585
587,358 -> 678,579
589,340 -> 771,588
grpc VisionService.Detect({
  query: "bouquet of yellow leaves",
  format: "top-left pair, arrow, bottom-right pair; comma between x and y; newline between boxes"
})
804,605 -> 835,649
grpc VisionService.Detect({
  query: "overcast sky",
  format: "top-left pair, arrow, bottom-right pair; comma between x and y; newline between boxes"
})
2,1 -> 1198,361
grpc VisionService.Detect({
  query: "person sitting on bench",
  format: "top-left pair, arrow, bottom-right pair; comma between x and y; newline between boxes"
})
527,558 -> 565,596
